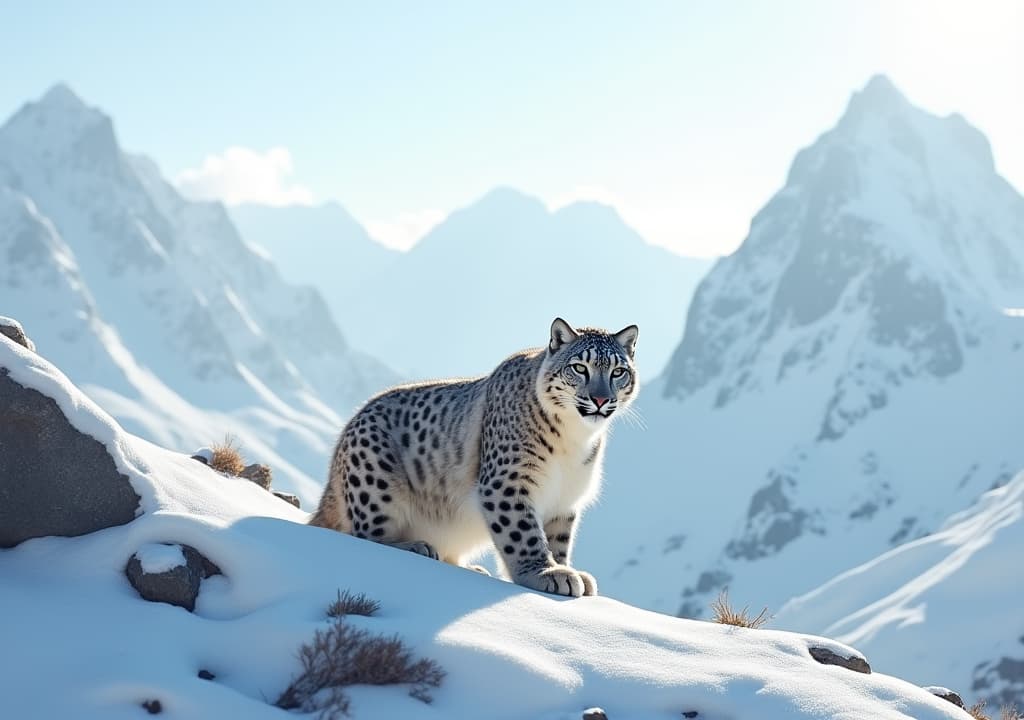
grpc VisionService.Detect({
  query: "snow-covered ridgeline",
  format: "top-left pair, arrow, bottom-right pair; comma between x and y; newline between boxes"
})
0,335 -> 972,719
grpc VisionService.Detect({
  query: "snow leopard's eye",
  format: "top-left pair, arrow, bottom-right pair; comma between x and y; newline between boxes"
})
571,363 -> 588,375
611,367 -> 627,379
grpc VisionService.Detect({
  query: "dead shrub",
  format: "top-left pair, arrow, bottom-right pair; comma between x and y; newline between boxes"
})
327,590 -> 381,619
209,436 -> 245,476
966,701 -> 1023,720
710,588 -> 770,629
968,701 -> 988,719
276,618 -> 444,719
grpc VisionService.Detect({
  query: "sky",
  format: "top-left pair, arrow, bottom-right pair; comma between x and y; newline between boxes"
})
0,1 -> 1021,257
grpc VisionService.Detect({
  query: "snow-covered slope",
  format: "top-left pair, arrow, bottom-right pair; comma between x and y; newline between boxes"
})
0,85 -> 397,504
576,75 -> 1024,698
233,188 -> 711,379
0,336 -> 974,720
775,472 -> 1024,709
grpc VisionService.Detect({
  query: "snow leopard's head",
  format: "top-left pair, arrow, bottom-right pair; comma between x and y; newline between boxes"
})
539,317 -> 638,425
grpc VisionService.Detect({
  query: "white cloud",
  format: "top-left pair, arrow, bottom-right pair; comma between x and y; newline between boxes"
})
174,146 -> 314,207
364,209 -> 446,251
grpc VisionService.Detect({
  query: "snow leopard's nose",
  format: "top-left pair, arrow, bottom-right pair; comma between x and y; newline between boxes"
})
592,396 -> 609,409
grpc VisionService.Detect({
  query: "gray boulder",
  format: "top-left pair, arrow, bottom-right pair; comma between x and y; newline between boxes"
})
0,365 -> 141,548
808,646 -> 871,674
125,544 -> 220,612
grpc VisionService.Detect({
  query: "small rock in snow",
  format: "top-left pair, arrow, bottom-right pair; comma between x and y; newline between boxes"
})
190,447 -> 214,465
273,490 -> 301,508
582,709 -> 608,720
141,699 -> 162,714
198,669 -> 216,681
923,686 -> 965,708
0,316 -> 35,351
808,646 -> 872,674
683,712 -> 699,719
240,463 -> 273,490
125,544 -> 218,612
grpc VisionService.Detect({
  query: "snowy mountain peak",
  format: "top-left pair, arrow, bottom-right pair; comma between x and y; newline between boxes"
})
456,186 -> 549,222
843,74 -> 910,116
2,84 -> 118,165
664,75 -> 1024,405
837,75 -> 994,173
39,82 -> 91,112
0,85 -> 398,505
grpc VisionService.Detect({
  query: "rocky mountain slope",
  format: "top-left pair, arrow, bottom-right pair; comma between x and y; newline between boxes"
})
0,85 -> 396,503
774,472 -> 1024,710
577,75 -> 1024,706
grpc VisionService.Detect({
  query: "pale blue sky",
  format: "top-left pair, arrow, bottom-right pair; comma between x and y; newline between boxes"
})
1,1 -> 1021,255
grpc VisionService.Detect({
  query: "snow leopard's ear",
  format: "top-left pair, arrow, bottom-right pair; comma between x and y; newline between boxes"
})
549,317 -> 579,353
614,324 -> 639,358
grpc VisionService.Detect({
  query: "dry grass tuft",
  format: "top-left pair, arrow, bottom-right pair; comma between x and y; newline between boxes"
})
966,701 -> 1023,720
209,436 -> 246,476
710,588 -> 771,629
968,701 -> 990,719
327,590 -> 381,619
276,619 -> 445,720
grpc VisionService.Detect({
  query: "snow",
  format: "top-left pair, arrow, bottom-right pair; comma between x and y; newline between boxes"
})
0,333 -> 970,720
192,447 -> 215,463
774,472 -> 1024,695
135,543 -> 187,573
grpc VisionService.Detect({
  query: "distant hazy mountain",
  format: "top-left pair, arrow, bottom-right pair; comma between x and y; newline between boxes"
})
576,75 -> 1024,704
233,188 -> 710,379
230,202 -> 400,307
0,85 -> 397,504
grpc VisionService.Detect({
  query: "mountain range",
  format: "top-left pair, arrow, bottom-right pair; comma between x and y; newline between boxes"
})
0,85 -> 397,504
2,76 -> 1021,709
232,190 -> 711,379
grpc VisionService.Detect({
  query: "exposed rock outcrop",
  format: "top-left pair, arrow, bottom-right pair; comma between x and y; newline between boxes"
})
0,334 -> 140,548
808,646 -> 871,674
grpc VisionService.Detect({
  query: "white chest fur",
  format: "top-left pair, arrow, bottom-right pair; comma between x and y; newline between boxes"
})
533,423 -> 606,517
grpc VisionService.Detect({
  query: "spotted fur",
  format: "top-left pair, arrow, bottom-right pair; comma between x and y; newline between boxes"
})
309,317 -> 638,597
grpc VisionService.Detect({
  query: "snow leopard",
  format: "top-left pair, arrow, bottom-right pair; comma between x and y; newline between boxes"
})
309,317 -> 638,597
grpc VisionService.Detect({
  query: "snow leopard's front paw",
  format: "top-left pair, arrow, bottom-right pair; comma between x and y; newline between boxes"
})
516,565 -> 591,598
390,540 -> 439,561
577,569 -> 598,596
